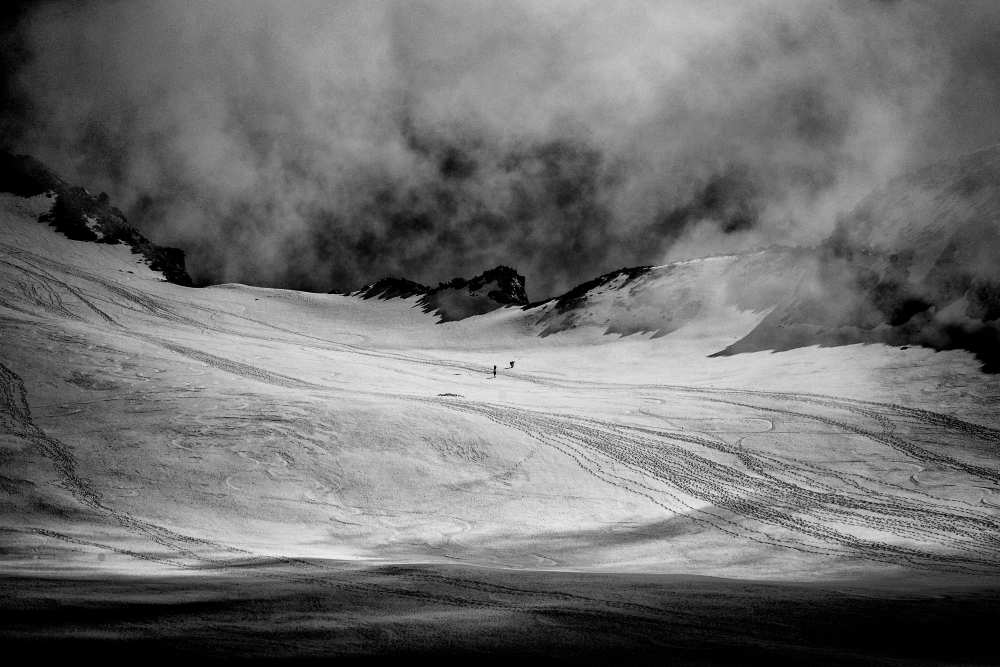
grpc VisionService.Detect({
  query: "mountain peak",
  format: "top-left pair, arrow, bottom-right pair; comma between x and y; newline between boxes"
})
348,265 -> 528,322
429,265 -> 527,304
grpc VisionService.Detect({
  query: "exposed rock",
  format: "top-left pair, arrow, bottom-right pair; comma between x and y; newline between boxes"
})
348,265 -> 528,322
0,151 -> 192,286
418,265 -> 528,322
545,266 -> 653,313
0,152 -> 64,196
352,277 -> 429,300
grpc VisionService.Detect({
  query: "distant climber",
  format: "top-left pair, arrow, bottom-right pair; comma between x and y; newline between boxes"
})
493,365 -> 497,378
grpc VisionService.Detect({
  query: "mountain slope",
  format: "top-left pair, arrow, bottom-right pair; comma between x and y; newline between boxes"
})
1,166 -> 999,592
715,145 -> 1000,371
0,151 -> 192,285
525,248 -> 813,339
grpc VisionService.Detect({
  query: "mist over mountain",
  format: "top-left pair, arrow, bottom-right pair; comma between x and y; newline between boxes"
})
3,1 -> 1000,297
715,144 -> 1000,371
4,6 -> 1000,655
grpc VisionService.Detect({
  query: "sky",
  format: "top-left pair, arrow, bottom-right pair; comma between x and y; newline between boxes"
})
3,0 -> 1000,298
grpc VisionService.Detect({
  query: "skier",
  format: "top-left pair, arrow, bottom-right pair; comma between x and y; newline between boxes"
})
493,365 -> 497,378
509,361 -> 515,369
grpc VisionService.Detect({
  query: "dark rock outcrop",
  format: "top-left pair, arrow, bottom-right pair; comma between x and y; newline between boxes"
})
418,265 -> 528,322
353,277 -> 429,300
0,151 -> 192,286
349,265 -> 528,322
0,152 -> 64,196
545,266 -> 653,313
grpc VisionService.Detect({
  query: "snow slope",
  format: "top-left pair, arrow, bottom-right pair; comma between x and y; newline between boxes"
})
2,191 -> 1000,586
525,247 -> 812,339
719,145 -> 1000,371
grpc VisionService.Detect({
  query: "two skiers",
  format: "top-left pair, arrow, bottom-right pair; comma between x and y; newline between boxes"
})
492,361 -> 515,378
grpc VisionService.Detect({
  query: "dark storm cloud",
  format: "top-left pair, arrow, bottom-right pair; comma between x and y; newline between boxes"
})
0,1 -> 35,148
5,1 -> 1000,297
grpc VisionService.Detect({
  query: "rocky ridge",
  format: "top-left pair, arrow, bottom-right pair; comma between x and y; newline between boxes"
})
351,265 -> 528,322
0,151 -> 192,285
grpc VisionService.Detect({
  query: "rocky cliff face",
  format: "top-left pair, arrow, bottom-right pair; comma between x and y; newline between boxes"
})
349,265 -> 528,322
0,152 -> 192,286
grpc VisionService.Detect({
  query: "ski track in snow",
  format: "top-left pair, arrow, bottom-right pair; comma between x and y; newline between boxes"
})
420,393 -> 1000,573
2,235 -> 1000,579
1,360 -> 713,620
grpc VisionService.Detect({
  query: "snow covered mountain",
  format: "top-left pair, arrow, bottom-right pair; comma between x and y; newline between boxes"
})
2,148 -> 1000,659
524,248 -> 813,339
7,145 -> 999,373
716,144 -> 1000,371
350,248 -> 811,343
502,145 -> 1000,371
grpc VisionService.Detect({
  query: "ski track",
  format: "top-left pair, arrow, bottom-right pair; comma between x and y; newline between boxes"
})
418,393 -> 1000,573
2,242 -> 1000,579
0,363 -> 708,625
0,362 -> 261,568
0,243 -> 488,377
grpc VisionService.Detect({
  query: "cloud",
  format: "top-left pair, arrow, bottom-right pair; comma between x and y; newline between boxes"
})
6,0 -> 1000,297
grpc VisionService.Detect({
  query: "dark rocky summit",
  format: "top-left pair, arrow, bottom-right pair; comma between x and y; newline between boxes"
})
0,151 -> 192,286
349,265 -> 528,322
419,265 -> 528,322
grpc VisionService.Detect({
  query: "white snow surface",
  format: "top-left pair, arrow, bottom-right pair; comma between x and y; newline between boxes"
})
2,192 -> 999,582
81,214 -> 104,240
